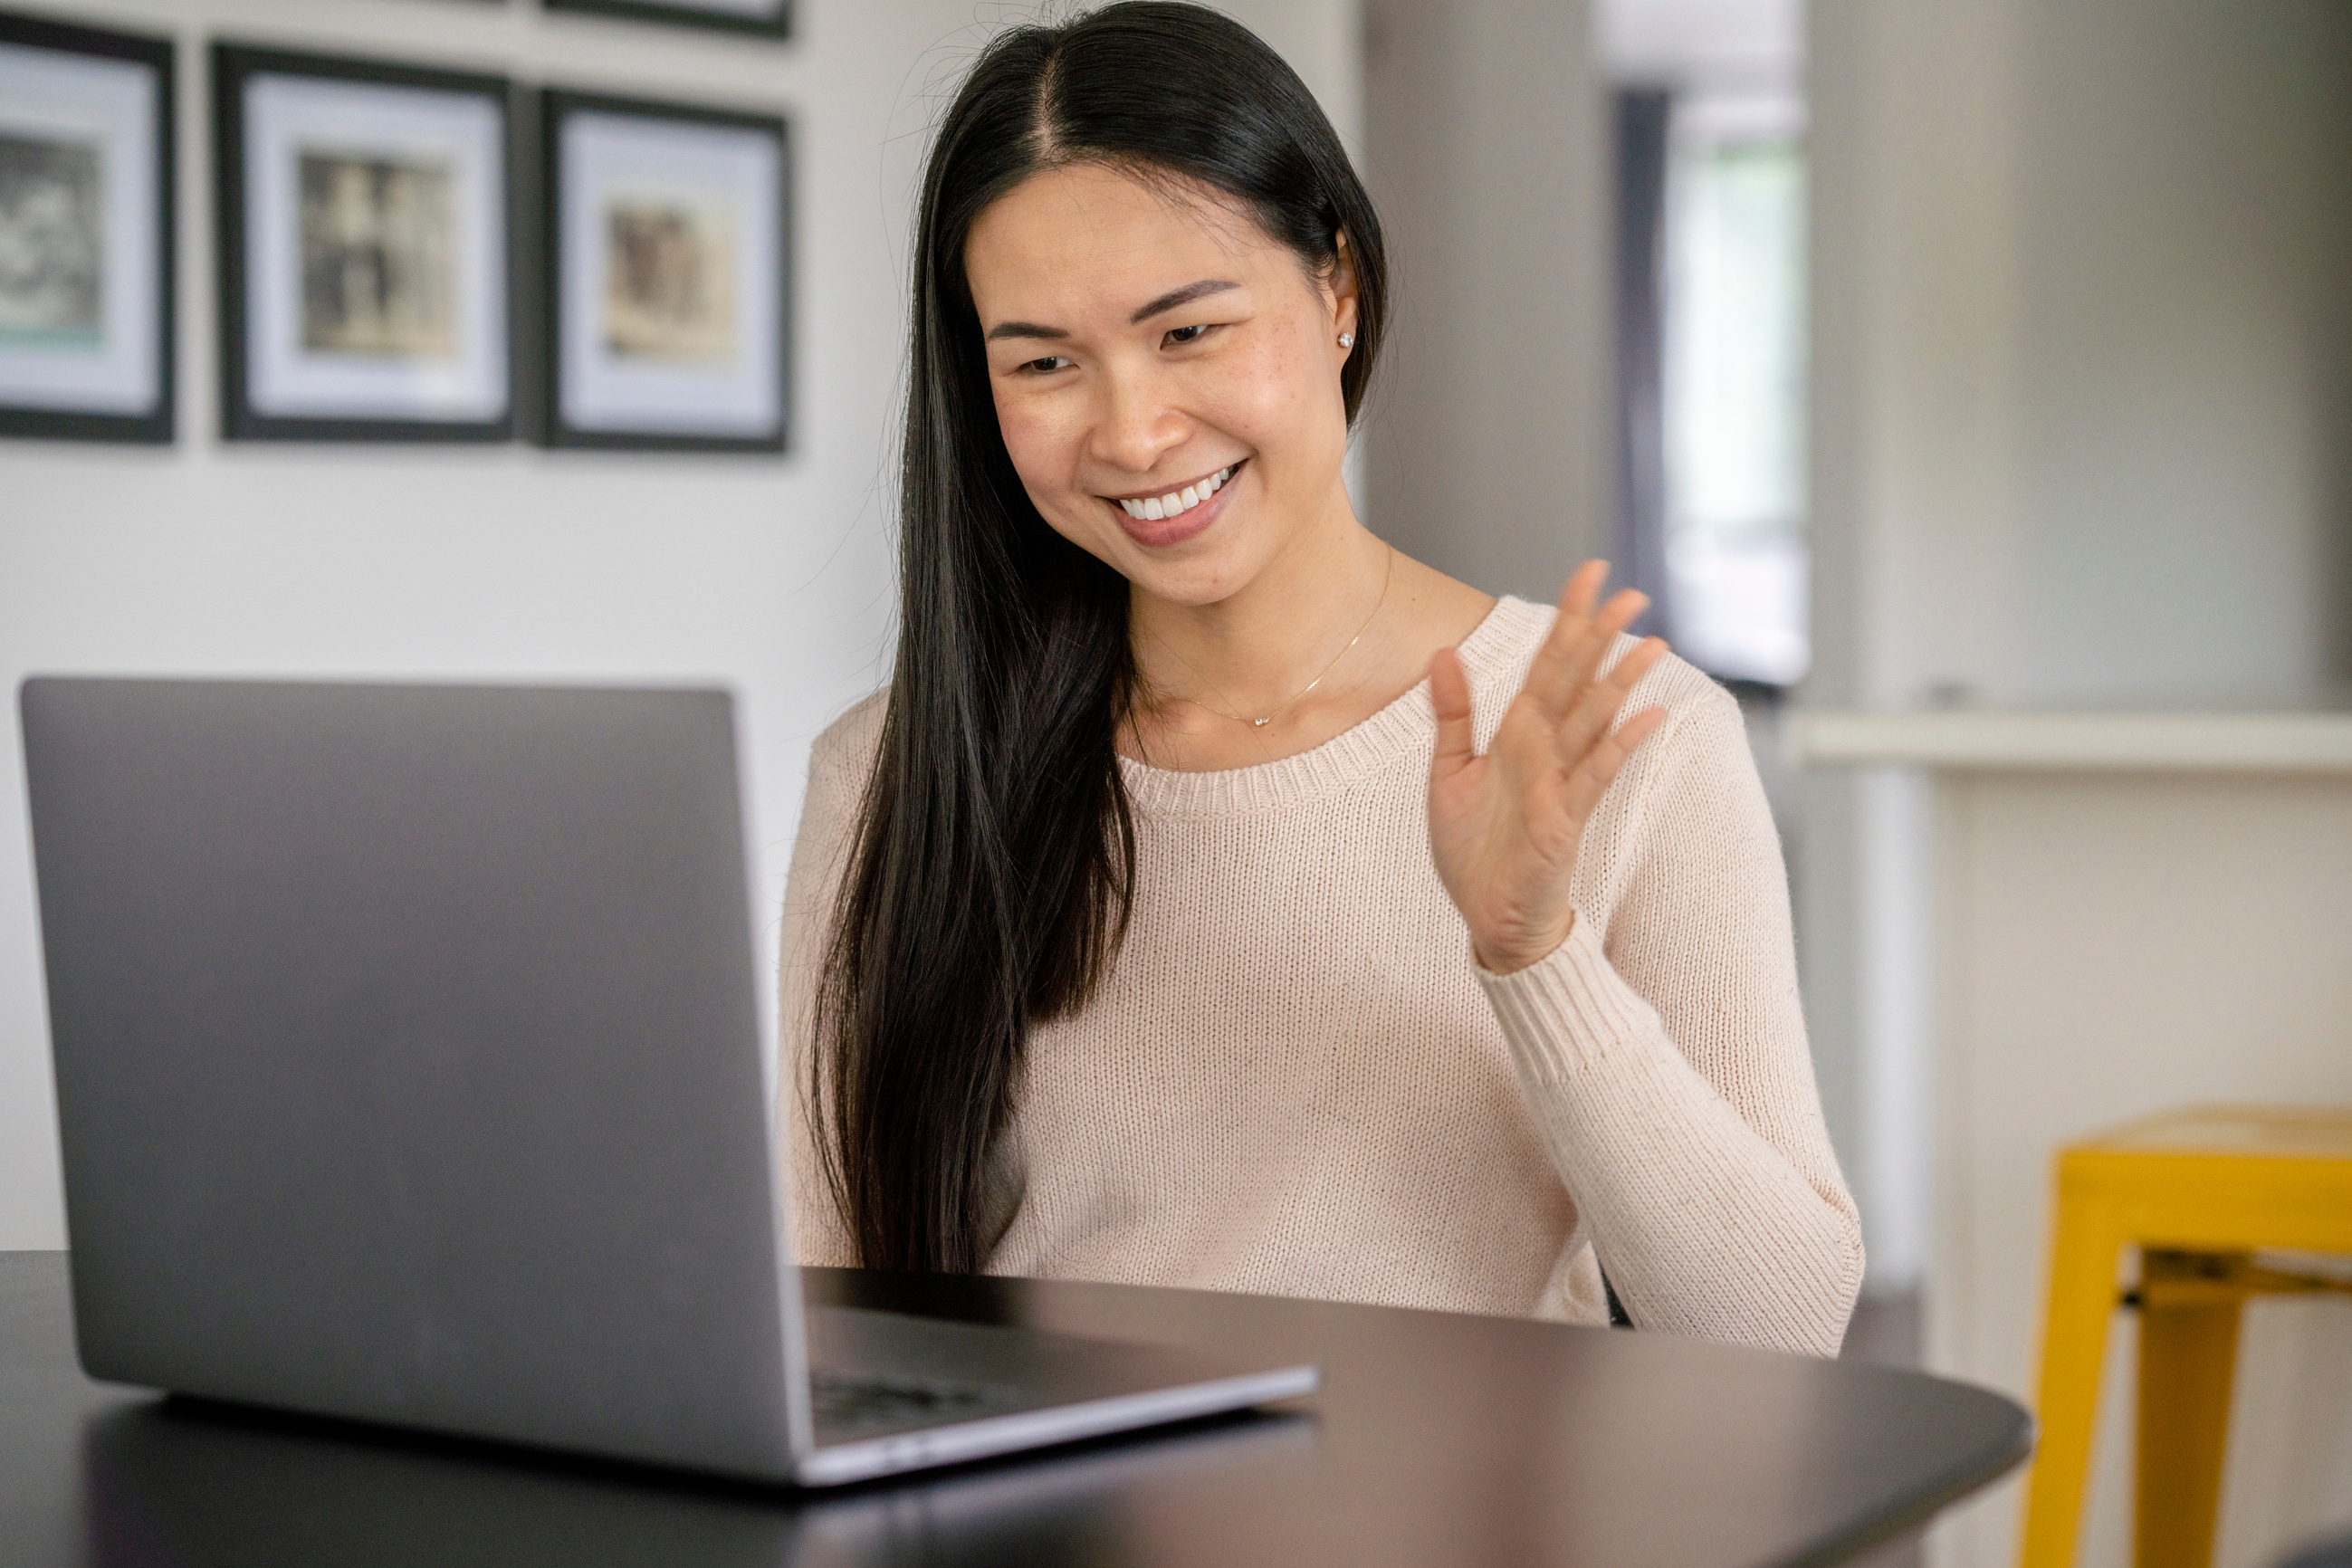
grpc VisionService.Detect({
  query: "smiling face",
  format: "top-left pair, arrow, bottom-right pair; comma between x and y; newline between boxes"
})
964,162 -> 1359,608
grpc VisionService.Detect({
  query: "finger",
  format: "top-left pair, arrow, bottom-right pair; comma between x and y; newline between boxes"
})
1555,636 -> 1668,761
1559,559 -> 1611,622
1429,646 -> 1476,776
1559,705 -> 1668,820
1523,573 -> 1608,716
1556,634 -> 1668,751
1535,588 -> 1650,722
1562,589 -> 1652,703
1591,587 -> 1650,642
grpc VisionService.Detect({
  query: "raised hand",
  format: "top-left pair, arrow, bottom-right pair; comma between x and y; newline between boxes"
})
1429,562 -> 1669,974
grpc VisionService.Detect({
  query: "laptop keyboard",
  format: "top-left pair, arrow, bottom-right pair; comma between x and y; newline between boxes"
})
810,1372 -> 1009,1435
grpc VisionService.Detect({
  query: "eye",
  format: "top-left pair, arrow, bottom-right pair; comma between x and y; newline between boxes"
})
1016,354 -> 1075,375
1162,322 -> 1217,348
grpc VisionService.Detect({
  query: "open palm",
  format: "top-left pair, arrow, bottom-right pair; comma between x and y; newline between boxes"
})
1429,562 -> 1669,975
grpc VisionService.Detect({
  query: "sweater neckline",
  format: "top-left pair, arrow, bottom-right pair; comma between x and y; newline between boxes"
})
1118,595 -> 1544,817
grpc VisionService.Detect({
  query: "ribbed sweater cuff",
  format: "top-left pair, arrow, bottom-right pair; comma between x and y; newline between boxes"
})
1475,916 -> 1662,1082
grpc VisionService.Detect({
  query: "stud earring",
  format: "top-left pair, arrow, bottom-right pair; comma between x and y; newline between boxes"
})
1338,332 -> 1354,349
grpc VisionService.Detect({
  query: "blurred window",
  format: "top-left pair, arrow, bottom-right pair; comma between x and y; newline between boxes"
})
1663,130 -> 1808,686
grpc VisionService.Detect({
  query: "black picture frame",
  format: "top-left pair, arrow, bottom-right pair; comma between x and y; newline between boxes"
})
214,42 -> 518,443
543,0 -> 789,43
539,88 -> 789,454
0,11 -> 175,444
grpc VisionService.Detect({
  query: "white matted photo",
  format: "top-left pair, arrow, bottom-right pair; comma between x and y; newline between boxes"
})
214,43 -> 512,441
544,91 -> 788,452
0,14 -> 173,443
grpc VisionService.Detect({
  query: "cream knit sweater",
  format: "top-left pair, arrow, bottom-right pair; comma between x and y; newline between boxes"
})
778,597 -> 1864,1357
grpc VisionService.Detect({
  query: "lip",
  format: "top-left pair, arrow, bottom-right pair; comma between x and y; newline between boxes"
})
1104,460 -> 1244,550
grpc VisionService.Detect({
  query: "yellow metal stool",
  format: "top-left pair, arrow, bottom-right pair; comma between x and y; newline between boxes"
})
2016,1104 -> 2352,1568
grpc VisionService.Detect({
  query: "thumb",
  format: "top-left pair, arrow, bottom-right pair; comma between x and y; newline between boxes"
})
1429,647 -> 1475,776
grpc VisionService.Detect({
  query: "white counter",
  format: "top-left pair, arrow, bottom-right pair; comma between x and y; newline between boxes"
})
1793,708 -> 2352,773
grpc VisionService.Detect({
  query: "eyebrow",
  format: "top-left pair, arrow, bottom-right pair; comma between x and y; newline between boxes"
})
981,279 -> 1241,343
1129,279 -> 1239,323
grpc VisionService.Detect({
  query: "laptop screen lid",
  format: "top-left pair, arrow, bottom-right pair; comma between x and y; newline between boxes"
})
20,677 -> 813,1479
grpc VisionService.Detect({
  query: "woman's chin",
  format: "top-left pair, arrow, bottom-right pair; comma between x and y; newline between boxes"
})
1118,542 -> 1267,610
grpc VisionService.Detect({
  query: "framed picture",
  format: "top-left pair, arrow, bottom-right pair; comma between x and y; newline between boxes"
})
543,0 -> 789,42
540,90 -> 789,453
214,43 -> 514,442
0,12 -> 173,443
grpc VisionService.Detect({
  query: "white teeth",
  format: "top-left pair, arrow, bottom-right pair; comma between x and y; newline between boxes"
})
1115,464 -> 1237,521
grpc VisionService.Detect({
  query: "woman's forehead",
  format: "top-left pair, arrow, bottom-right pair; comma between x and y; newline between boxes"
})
966,164 -> 1281,321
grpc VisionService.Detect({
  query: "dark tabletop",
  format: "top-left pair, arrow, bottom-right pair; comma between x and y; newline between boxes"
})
1,1252 -> 2028,1567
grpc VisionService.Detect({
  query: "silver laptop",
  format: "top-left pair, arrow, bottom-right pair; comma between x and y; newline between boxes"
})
19,676 -> 1315,1487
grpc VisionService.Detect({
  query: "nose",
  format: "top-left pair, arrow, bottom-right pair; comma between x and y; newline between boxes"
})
1085,358 -> 1189,477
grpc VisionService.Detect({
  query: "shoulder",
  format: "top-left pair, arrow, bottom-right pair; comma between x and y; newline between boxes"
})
782,690 -> 889,928
808,688 -> 891,794
1465,597 -> 1739,749
792,690 -> 891,862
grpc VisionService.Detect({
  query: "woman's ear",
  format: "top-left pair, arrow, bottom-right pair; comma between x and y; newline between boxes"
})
1328,230 -> 1361,345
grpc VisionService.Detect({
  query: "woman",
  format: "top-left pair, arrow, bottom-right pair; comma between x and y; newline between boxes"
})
779,1 -> 1861,1356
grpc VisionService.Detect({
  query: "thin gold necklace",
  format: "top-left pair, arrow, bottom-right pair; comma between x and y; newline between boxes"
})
1158,543 -> 1396,730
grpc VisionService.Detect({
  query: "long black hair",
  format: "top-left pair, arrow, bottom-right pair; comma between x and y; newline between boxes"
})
814,2 -> 1391,1273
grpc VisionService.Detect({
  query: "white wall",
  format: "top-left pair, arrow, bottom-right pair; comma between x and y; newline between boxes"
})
1594,0 -> 1796,87
0,0 -> 1362,1253
1802,0 -> 2352,1299
1357,0 -> 1611,600
1808,0 -> 2352,716
1802,2 -> 2352,1562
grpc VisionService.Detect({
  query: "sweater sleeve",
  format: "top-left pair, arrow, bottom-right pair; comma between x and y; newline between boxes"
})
774,699 -> 884,1268
1475,685 -> 1864,1357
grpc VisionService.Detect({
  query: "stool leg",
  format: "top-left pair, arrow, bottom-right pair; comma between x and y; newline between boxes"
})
2018,1186 -> 2121,1568
2134,1253 -> 2244,1568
